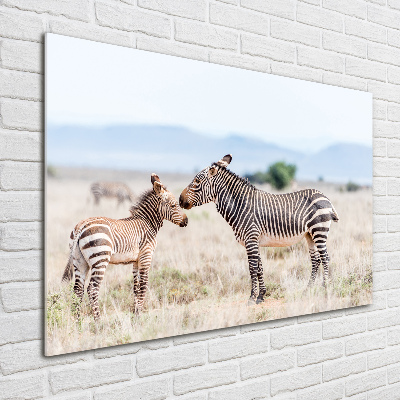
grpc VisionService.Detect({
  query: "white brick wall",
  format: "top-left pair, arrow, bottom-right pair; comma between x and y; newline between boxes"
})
0,0 -> 399,398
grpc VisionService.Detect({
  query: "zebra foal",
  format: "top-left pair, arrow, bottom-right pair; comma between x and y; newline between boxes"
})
63,174 -> 188,319
91,181 -> 134,205
179,154 -> 339,305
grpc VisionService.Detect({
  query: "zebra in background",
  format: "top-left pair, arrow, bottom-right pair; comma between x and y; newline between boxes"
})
179,154 -> 339,305
91,181 -> 134,205
63,174 -> 188,319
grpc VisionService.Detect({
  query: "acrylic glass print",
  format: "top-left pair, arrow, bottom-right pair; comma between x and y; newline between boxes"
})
45,33 -> 373,356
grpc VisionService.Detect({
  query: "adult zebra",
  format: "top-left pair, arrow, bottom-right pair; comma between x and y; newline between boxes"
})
63,174 -> 188,319
91,181 -> 134,205
179,155 -> 339,305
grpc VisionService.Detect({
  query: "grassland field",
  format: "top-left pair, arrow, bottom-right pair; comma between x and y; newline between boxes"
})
46,167 -> 372,355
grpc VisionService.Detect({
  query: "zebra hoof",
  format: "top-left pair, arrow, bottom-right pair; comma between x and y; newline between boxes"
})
247,298 -> 256,306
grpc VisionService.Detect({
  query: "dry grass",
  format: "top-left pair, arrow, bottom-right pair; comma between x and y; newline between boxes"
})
45,171 -> 372,355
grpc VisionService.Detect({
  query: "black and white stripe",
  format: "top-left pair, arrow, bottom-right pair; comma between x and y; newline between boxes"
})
63,174 -> 188,319
180,154 -> 339,305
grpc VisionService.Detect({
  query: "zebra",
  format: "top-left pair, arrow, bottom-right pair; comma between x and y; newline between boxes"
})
179,154 -> 339,305
63,174 -> 188,319
91,181 -> 134,205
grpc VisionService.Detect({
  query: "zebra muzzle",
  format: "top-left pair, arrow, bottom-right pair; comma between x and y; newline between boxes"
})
180,216 -> 188,227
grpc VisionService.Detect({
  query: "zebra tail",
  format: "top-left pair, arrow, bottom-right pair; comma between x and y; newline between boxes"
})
331,205 -> 339,222
62,229 -> 80,282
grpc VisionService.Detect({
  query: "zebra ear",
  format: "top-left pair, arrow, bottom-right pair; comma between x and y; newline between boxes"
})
216,154 -> 232,168
151,173 -> 161,184
153,180 -> 164,195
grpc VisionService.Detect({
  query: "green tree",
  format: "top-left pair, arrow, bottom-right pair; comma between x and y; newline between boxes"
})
266,162 -> 297,190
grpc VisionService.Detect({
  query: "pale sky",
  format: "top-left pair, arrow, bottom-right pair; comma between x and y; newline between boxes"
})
46,33 -> 372,153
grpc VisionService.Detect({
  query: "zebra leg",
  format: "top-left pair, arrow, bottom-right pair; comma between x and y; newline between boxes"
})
256,254 -> 267,304
318,245 -> 330,287
87,262 -> 108,320
245,240 -> 260,305
136,252 -> 152,312
305,233 -> 321,286
72,249 -> 89,318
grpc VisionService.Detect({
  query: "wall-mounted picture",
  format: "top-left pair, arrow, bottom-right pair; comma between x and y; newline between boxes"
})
45,33 -> 372,356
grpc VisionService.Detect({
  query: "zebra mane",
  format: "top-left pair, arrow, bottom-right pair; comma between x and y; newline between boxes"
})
129,186 -> 167,216
212,163 -> 256,190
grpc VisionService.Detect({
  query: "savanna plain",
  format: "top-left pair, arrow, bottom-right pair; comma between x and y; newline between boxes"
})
46,168 -> 372,355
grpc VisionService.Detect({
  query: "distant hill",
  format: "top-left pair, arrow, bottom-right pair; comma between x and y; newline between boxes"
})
46,124 -> 372,184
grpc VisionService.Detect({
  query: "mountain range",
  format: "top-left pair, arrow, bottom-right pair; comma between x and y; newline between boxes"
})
47,124 -> 372,184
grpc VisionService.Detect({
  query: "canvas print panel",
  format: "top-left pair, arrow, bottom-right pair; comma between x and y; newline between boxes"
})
45,33 -> 372,355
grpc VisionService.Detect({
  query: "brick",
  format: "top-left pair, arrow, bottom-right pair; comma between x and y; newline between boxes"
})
374,233 -> 400,251
271,323 -> 321,350
388,327 -> 400,345
297,3 -> 343,32
369,43 -> 400,67
240,317 -> 296,333
387,139 -> 400,158
94,378 -> 168,400
368,346 -> 400,369
0,130 -> 42,161
388,66 -> 400,85
96,1 -> 170,39
374,198 -> 400,214
210,3 -> 268,36
345,18 -> 386,44
389,0 -> 400,10
322,72 -> 366,91
175,20 -> 237,50
345,331 -> 386,355
323,355 -> 366,381
374,271 -> 400,290
1,281 -> 41,312
345,57 -> 386,81
174,363 -> 239,395
388,289 -> 400,307
298,309 -> 344,324
240,350 -> 295,380
138,0 -> 206,21
137,343 -> 206,377
0,191 -> 41,222
374,121 -> 400,139
208,379 -> 269,400
388,216 -> 400,231
323,0 -> 366,18
94,343 -> 142,359
389,29 -> 400,49
210,51 -> 269,73
345,292 -> 386,315
1,98 -> 42,131
272,62 -> 322,83
373,138 -> 386,156
368,309 -> 400,330
209,332 -> 269,362
241,0 -> 295,20
241,35 -> 295,63
174,327 -> 237,345
388,364 -> 400,384
0,9 -> 44,42
0,39 -> 42,73
0,250 -> 41,283
2,0 -> 90,22
271,19 -> 320,47
369,81 -> 400,103
373,101 -> 387,121
345,368 -> 386,396
297,381 -> 343,400
270,365 -> 321,396
323,31 -> 366,58
297,341 -> 343,366
137,37 -> 208,62
0,222 -> 42,251
376,157 -> 400,176
323,315 -> 366,339
388,179 -> 400,196
0,371 -> 46,400
0,340 -> 86,375
0,161 -> 42,190
0,310 -> 41,345
298,47 -> 343,73
50,358 -> 133,394
389,104 -> 400,122
373,179 -> 386,196
368,5 -> 400,30
50,20 -> 132,48
368,383 -> 400,400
